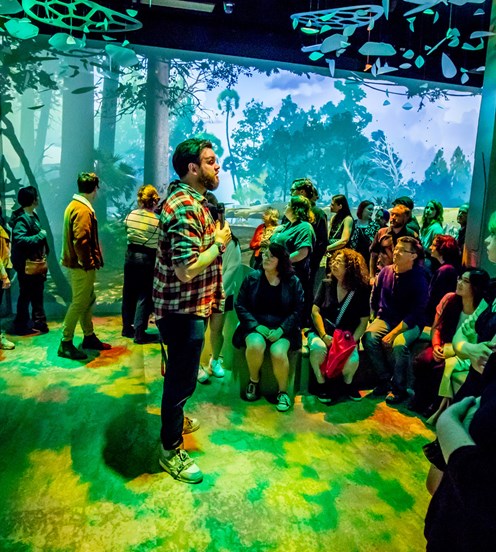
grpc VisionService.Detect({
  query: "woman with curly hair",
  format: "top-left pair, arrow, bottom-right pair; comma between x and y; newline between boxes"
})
421,200 -> 444,250
271,195 -> 316,319
122,184 -> 160,343
326,194 -> 354,254
308,248 -> 371,403
233,242 -> 304,412
349,199 -> 380,269
249,207 -> 279,270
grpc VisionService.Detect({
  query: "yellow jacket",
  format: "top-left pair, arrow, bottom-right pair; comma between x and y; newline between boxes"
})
0,224 -> 12,280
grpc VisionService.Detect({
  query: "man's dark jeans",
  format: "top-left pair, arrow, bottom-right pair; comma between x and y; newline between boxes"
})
14,268 -> 46,331
157,313 -> 207,450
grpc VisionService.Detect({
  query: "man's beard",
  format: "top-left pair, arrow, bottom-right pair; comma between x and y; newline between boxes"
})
199,172 -> 219,191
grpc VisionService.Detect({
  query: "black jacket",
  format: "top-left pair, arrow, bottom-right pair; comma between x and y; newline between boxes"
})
10,208 -> 48,269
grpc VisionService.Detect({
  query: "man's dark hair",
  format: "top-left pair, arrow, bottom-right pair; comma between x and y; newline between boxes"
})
77,172 -> 99,194
397,236 -> 424,262
392,196 -> 414,210
172,138 -> 213,178
17,186 -> 38,208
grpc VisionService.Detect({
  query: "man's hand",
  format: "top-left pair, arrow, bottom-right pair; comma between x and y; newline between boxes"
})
214,220 -> 232,246
1,276 -> 10,289
465,341 -> 496,373
256,325 -> 271,338
267,327 -> 284,342
382,331 -> 398,350
432,345 -> 445,362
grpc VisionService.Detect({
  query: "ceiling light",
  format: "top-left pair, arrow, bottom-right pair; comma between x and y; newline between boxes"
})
141,0 -> 216,13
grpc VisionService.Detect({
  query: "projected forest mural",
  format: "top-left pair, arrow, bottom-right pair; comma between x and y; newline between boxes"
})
0,30 -> 482,309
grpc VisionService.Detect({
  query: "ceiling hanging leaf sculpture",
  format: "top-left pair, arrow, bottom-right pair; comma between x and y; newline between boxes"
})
5,17 -> 39,39
21,0 -> 142,33
290,0 -> 491,85
0,0 -> 23,14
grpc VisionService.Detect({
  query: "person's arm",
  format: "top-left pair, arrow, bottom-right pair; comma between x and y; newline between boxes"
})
311,304 -> 333,347
13,216 -> 46,249
327,216 -> 354,252
249,224 -> 264,251
174,221 -> 231,283
278,276 -> 305,338
353,316 -> 369,343
290,246 -> 309,263
234,274 -> 266,335
436,397 -> 477,462
72,208 -> 95,270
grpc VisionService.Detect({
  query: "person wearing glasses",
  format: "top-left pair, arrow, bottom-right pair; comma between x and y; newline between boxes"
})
363,236 -> 429,404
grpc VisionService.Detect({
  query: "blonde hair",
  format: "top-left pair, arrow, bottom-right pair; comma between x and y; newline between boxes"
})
137,184 -> 159,209
263,207 -> 279,226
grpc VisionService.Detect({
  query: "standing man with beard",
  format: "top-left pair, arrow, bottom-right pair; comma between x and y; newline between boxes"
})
154,138 -> 231,484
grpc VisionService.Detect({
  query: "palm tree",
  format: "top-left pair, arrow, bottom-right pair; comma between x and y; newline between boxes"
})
217,89 -> 240,195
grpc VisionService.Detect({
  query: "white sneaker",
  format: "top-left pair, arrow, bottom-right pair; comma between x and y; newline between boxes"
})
158,446 -> 203,484
209,357 -> 225,378
0,332 -> 15,350
197,366 -> 210,383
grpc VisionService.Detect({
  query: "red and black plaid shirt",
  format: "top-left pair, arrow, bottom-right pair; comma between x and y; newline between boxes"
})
153,181 -> 224,319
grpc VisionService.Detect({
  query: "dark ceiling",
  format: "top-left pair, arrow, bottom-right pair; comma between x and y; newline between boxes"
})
106,0 -> 491,86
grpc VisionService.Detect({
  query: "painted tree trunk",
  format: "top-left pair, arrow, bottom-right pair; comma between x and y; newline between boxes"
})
59,61 -> 95,215
20,89 -> 35,186
2,115 -> 71,302
33,89 -> 53,174
144,57 -> 170,195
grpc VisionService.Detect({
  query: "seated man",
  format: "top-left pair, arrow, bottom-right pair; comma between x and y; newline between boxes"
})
363,236 -> 429,404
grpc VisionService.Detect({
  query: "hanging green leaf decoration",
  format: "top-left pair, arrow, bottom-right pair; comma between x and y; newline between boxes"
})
368,18 -> 375,31
399,63 -> 412,69
343,25 -> 357,37
126,9 -> 138,17
448,38 -> 460,47
83,25 -> 89,33
327,59 -> 336,77
301,27 -> 319,35
402,102 -> 413,110
309,51 -> 324,61
102,35 -> 116,41
321,12 -> 336,22
461,73 -> 469,84
415,55 -> 424,68
471,31 -> 495,39
292,18 -> 298,30
320,25 -> 332,33
0,0 -> 23,15
383,0 -> 389,20
122,39 -> 129,47
5,18 -> 39,39
425,45 -> 431,51
105,44 -> 139,67
359,42 -> 396,56
28,104 -> 45,110
407,17 -> 416,32
49,32 -> 85,51
403,49 -> 414,59
441,53 -> 457,78
474,9 -> 484,15
462,38 -> 484,51
71,86 -> 97,95
423,9 -> 434,15
433,12 -> 439,24
383,100 -> 391,106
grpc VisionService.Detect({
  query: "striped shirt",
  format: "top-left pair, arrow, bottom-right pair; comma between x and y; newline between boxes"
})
153,181 -> 224,319
125,209 -> 160,249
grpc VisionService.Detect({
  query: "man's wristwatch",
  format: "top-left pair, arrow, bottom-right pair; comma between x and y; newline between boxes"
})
215,242 -> 226,255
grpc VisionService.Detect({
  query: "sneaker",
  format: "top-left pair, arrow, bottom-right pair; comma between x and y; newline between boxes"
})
121,327 -> 135,338
134,332 -> 159,344
316,393 -> 332,405
159,446 -> 203,484
33,323 -> 49,334
197,366 -> 210,383
345,383 -> 362,401
57,340 -> 88,360
209,357 -> 225,378
82,333 -> 111,350
0,332 -> 15,350
13,325 -> 39,336
245,380 -> 260,401
372,382 -> 390,396
182,416 -> 200,435
276,391 -> 292,412
386,391 -> 409,405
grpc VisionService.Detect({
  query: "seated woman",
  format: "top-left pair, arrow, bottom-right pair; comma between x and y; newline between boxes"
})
425,234 -> 460,326
308,249 -> 370,403
249,207 -> 279,270
122,184 -> 160,343
233,243 -> 304,412
411,268 -> 489,417
270,195 -> 315,321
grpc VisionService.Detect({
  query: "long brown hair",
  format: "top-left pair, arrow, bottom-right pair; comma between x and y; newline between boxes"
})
326,248 -> 369,290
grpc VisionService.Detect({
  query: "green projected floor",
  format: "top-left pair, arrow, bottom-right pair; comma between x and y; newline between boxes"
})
0,316 -> 434,551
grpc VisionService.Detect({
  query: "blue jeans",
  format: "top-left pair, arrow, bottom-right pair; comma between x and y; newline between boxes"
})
362,318 -> 421,393
121,247 -> 155,335
157,314 -> 207,450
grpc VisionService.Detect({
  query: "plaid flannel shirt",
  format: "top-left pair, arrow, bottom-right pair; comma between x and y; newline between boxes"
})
153,181 -> 224,319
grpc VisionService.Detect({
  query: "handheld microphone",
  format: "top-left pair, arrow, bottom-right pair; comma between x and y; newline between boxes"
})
217,203 -> 226,229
